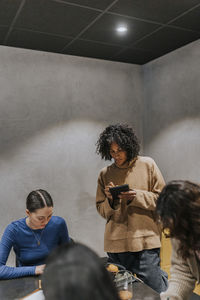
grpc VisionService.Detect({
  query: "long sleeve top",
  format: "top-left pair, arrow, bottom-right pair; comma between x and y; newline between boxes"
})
0,216 -> 70,279
160,239 -> 200,300
96,156 -> 165,253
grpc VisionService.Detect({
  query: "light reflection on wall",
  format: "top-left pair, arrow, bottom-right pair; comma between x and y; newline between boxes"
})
145,118 -> 200,183
0,119 -> 110,256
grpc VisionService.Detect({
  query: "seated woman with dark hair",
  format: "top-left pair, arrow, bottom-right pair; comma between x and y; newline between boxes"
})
156,180 -> 200,300
42,242 -> 120,300
0,189 -> 70,279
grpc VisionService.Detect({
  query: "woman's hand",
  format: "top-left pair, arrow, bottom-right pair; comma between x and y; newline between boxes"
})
105,182 -> 115,200
119,189 -> 136,204
35,264 -> 46,275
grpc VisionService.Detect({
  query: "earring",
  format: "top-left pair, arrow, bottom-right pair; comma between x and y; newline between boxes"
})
163,228 -> 171,237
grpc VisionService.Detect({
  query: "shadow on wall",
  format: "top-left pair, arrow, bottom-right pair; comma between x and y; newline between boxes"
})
0,119 -> 109,255
0,119 -> 115,259
77,191 -> 95,213
0,120 -> 112,217
143,38 -> 200,146
144,117 -> 200,183
0,48 -> 141,158
0,101 -> 140,158
0,119 -> 108,205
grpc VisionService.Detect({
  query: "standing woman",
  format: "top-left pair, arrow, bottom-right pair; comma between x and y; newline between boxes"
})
0,189 -> 70,279
96,123 -> 168,293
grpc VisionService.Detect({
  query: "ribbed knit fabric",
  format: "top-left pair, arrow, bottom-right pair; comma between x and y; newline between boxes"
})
0,216 -> 69,279
160,239 -> 200,300
96,156 -> 165,253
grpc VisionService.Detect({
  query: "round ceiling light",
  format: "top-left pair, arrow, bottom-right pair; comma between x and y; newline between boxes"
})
116,25 -> 128,34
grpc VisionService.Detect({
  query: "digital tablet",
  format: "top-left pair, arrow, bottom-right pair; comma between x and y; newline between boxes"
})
109,184 -> 129,200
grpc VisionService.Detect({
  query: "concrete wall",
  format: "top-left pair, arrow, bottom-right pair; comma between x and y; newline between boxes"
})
0,46 -> 143,263
2,37 -> 200,266
143,39 -> 200,183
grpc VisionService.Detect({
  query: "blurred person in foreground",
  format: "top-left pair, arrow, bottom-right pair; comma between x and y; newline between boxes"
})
42,242 -> 120,300
96,123 -> 168,293
156,180 -> 200,300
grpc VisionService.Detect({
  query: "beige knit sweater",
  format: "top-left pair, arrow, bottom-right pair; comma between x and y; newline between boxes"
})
161,239 -> 200,300
96,156 -> 165,253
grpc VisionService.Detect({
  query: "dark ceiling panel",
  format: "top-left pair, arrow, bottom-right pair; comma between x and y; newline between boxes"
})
170,6 -> 200,32
0,0 -> 22,26
0,26 -> 8,43
135,26 -> 200,54
14,0 -> 100,37
7,29 -> 72,53
81,13 -> 160,46
0,0 -> 200,64
112,47 -> 160,65
58,0 -> 115,10
109,0 -> 200,23
63,38 -> 122,60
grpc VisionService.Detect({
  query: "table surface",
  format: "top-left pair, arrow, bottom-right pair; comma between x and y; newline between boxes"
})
0,276 -> 160,300
0,276 -> 40,300
132,281 -> 160,300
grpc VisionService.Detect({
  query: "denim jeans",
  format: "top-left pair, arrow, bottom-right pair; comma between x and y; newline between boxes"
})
108,248 -> 168,293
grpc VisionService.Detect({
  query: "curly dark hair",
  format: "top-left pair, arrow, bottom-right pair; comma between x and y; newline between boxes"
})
156,180 -> 200,259
96,123 -> 140,161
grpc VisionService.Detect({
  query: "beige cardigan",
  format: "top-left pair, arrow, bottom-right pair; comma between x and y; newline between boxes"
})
96,156 -> 165,253
161,239 -> 200,300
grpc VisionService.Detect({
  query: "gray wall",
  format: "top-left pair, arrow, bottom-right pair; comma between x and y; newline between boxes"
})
143,39 -> 200,182
0,46 -> 143,262
1,38 -> 200,266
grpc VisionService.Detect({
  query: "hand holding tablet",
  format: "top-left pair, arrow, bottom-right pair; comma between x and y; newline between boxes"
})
109,184 -> 136,205
109,184 -> 129,200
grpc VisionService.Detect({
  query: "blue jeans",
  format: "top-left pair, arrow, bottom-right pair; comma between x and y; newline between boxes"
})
108,248 -> 168,293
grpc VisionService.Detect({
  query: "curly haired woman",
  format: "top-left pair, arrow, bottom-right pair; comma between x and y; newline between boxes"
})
96,123 -> 168,293
156,180 -> 200,300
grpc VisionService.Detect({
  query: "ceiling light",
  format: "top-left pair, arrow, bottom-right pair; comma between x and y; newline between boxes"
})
116,25 -> 128,34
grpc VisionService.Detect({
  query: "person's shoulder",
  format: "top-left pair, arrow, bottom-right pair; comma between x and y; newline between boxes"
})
137,155 -> 156,165
50,216 -> 66,226
171,238 -> 180,249
5,218 -> 25,233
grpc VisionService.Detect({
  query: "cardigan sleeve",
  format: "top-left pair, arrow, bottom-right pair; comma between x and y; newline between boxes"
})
129,158 -> 165,211
0,224 -> 35,279
160,239 -> 197,300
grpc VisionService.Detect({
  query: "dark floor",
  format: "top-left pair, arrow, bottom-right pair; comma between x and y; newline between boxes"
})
191,293 -> 200,300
